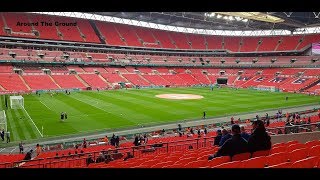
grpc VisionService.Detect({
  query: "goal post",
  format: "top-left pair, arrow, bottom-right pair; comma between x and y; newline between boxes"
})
10,96 -> 24,109
0,110 -> 7,132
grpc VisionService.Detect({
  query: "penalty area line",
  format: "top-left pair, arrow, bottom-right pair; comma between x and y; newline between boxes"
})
22,106 -> 43,138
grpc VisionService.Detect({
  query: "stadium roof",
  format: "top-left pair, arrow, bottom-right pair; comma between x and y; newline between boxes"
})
30,12 -> 320,36
92,12 -> 320,31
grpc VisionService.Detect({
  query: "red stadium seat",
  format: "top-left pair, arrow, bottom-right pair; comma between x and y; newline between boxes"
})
208,156 -> 231,167
290,156 -> 318,168
242,156 -> 267,168
212,161 -> 243,168
288,148 -> 309,162
267,162 -> 292,168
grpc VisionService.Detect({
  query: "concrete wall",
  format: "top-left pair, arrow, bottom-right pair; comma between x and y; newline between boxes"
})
271,131 -> 320,144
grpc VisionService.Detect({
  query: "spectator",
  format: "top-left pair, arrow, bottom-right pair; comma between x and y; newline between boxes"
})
240,126 -> 250,141
123,152 -> 134,161
197,129 -> 201,137
36,144 -> 42,156
54,153 -> 59,159
115,136 -> 120,147
0,129 -> 4,141
133,136 -> 140,146
214,129 -> 222,146
231,117 -> 234,125
178,124 -> 182,131
143,134 -> 148,144
95,152 -> 105,163
277,128 -> 283,134
6,131 -> 10,143
208,124 -> 249,160
110,134 -> 116,146
204,128 -> 208,135
219,129 -> 232,146
19,141 -> 24,154
248,120 -> 271,153
83,138 -> 87,148
104,135 -> 109,145
86,154 -> 94,166
23,150 -> 33,161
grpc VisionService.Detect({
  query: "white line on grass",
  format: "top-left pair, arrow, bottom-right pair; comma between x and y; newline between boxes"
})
22,107 -> 43,137
39,100 -> 51,110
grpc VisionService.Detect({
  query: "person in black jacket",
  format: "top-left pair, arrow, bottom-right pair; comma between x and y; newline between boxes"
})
208,124 -> 248,160
213,129 -> 222,146
247,120 -> 271,153
23,150 -> 33,161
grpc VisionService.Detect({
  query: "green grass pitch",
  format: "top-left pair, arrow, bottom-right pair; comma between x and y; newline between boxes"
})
0,87 -> 319,142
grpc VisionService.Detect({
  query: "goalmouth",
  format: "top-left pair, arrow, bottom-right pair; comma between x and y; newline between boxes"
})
10,96 -> 24,109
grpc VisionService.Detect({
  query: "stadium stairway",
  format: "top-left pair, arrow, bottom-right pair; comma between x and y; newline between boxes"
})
301,79 -> 320,92
0,84 -> 6,91
48,75 -> 62,89
138,74 -> 153,86
75,74 -> 90,88
97,74 -> 112,87
89,20 -> 106,44
18,75 -> 31,90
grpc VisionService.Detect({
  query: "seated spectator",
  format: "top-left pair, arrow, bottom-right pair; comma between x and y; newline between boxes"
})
213,129 -> 222,146
277,129 -> 283,134
95,152 -> 105,163
123,152 -> 134,161
208,124 -> 249,160
54,153 -> 59,159
23,150 -> 33,161
86,154 -> 94,166
240,126 -> 250,141
133,136 -> 140,146
248,120 -> 271,153
219,129 -> 232,146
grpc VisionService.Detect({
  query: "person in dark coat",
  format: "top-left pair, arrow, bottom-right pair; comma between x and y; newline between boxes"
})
240,126 -> 250,141
86,154 -> 94,166
247,120 -> 271,153
219,129 -> 232,146
133,135 -> 140,146
0,129 -> 4,141
23,150 -> 33,161
95,152 -> 105,163
208,124 -> 249,160
213,129 -> 222,146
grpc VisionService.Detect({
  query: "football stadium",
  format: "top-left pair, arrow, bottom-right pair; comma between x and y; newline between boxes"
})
0,12 -> 320,168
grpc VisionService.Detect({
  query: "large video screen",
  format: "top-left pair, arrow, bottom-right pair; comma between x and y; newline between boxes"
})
312,43 -> 320,55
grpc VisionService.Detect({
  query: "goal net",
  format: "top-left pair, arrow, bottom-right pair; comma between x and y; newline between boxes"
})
0,110 -> 7,132
256,85 -> 276,92
10,96 -> 24,109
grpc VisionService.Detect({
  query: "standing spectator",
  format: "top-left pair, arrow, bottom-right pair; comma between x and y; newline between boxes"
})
248,120 -> 271,153
115,136 -> 120,147
133,136 -> 140,146
36,144 -> 42,156
197,129 -> 201,137
6,131 -> 10,143
240,126 -> 250,141
178,124 -> 182,131
110,134 -> 116,146
219,129 -> 232,146
60,112 -> 64,122
82,138 -> 87,148
143,134 -> 148,144
203,111 -> 206,119
208,124 -> 249,160
104,135 -> 109,145
0,129 -> 4,141
19,141 -> 24,154
214,130 -> 222,146
190,128 -> 194,134
266,118 -> 270,127
204,128 -> 208,135
256,115 -> 259,121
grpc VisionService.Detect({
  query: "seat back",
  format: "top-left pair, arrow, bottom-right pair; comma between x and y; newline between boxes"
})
242,156 -> 267,168
266,152 -> 289,166
208,156 -> 231,167
252,150 -> 270,158
213,161 -> 242,168
288,148 -> 309,162
267,162 -> 292,168
232,152 -> 251,161
308,145 -> 320,157
290,156 -> 318,168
